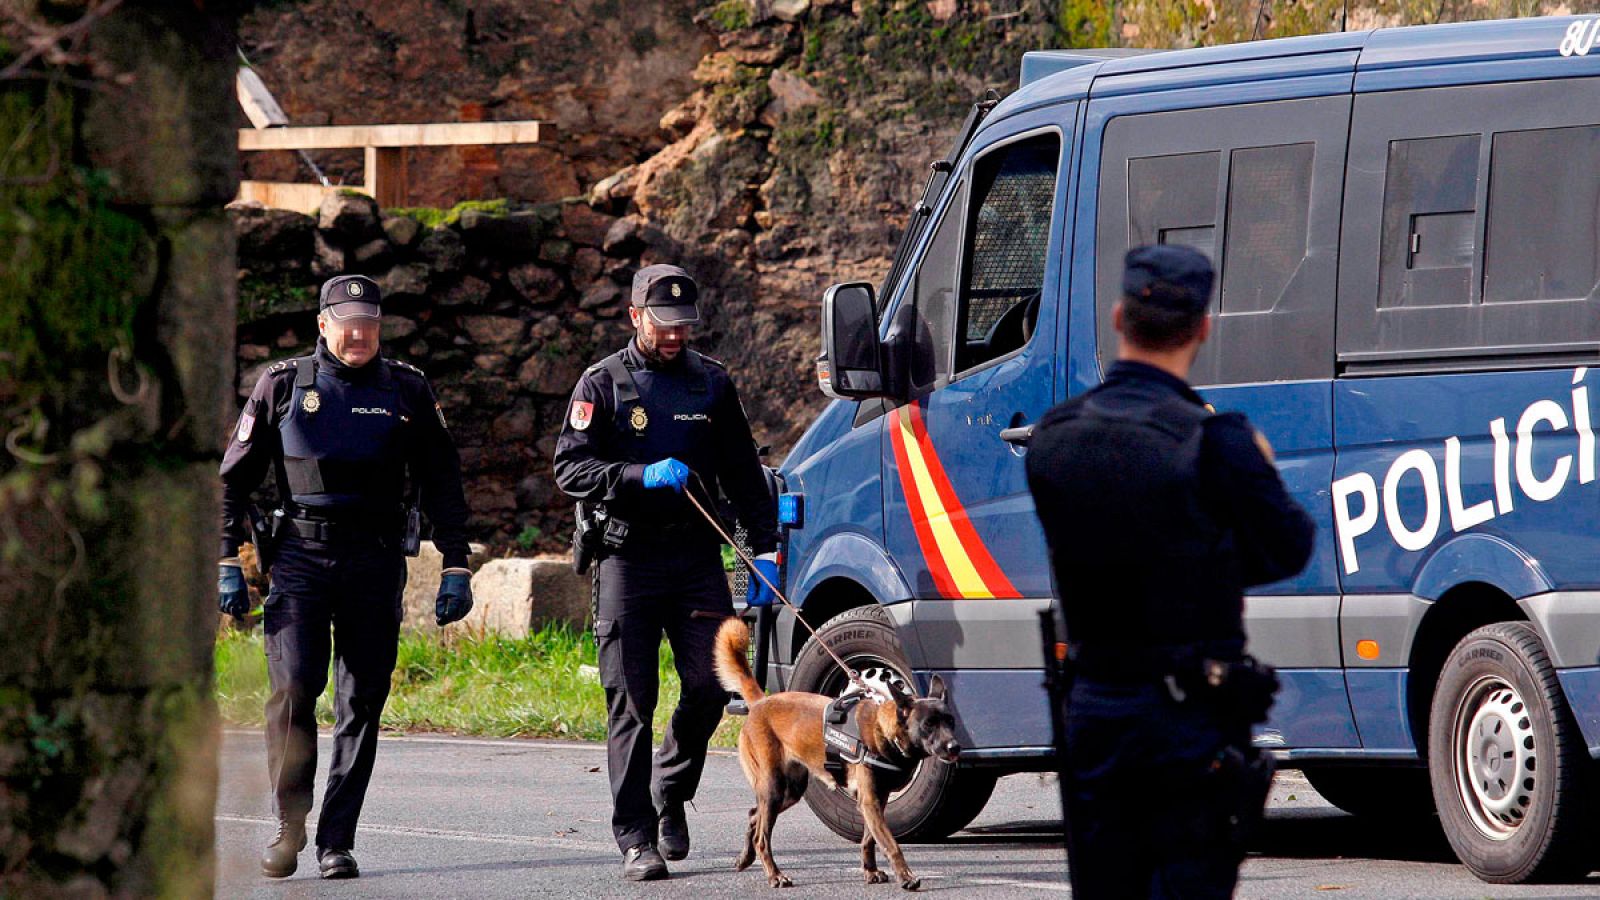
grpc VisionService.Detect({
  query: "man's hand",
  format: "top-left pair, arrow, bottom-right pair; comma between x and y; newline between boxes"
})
642,457 -> 690,492
436,568 -> 474,627
218,559 -> 250,618
745,552 -> 779,608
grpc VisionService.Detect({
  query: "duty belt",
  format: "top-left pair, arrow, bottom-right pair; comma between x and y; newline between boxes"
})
285,508 -> 401,543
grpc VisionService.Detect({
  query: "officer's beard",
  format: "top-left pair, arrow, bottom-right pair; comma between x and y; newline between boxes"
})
636,329 -> 683,364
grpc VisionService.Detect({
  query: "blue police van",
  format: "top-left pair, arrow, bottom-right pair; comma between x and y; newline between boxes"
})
759,14 -> 1600,884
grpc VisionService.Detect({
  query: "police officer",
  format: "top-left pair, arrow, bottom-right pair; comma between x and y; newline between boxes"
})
218,275 -> 475,880
554,264 -> 778,882
1026,246 -> 1315,899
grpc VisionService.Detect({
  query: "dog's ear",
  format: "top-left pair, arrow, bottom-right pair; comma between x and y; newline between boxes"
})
928,673 -> 947,702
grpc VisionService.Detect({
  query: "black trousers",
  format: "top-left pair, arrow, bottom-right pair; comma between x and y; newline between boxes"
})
593,544 -> 732,852
1063,680 -> 1254,900
262,533 -> 405,851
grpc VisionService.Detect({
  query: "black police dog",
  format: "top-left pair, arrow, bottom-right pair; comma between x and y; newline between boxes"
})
714,617 -> 960,891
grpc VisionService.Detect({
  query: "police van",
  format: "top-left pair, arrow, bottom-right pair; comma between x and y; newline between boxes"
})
761,14 -> 1600,884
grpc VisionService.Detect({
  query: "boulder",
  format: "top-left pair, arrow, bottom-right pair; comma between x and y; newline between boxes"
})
462,556 -> 590,637
560,203 -> 617,247
400,540 -> 491,633
381,213 -> 422,248
376,263 -> 430,299
578,281 -> 623,311
459,209 -> 544,258
602,215 -> 648,257
457,315 -> 527,349
380,315 -> 418,340
417,227 -> 466,274
351,237 -> 392,270
233,205 -> 314,267
508,263 -> 563,306
439,275 -> 493,307
318,191 -> 381,242
516,351 -> 588,396
764,69 -> 823,125
310,231 -> 345,279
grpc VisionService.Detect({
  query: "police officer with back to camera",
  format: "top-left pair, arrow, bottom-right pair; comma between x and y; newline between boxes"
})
1026,246 -> 1315,899
554,263 -> 778,882
218,274 -> 475,880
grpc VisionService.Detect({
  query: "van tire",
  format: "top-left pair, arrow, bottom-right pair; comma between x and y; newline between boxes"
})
790,604 -> 998,842
1302,766 -> 1434,820
1428,622 -> 1593,883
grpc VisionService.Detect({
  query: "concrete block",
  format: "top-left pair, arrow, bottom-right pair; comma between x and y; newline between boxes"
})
463,556 -> 590,638
401,541 -> 491,634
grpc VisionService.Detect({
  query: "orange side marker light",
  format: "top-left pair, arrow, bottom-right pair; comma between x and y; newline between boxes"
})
1356,639 -> 1380,661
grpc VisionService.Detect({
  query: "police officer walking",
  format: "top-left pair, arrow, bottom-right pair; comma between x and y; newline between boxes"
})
554,264 -> 778,882
1026,246 -> 1314,899
219,275 -> 476,880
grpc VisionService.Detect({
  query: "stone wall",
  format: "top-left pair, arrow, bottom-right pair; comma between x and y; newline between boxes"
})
0,2 -> 241,896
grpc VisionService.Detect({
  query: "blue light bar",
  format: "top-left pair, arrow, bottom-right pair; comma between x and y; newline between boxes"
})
778,492 -> 805,527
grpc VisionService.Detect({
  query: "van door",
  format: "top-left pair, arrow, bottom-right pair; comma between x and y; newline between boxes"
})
1077,79 -> 1358,750
880,105 -> 1074,752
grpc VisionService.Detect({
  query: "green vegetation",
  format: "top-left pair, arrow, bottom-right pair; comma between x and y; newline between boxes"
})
237,277 -> 317,325
389,197 -> 510,229
215,625 -> 742,748
706,0 -> 752,32
516,524 -> 543,550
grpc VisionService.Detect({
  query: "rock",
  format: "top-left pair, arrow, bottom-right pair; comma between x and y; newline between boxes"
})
560,203 -> 617,247
724,24 -> 797,66
578,281 -> 623,311
926,0 -> 958,21
238,343 -> 270,362
318,191 -> 381,242
457,315 -> 527,348
693,51 -> 741,87
274,329 -> 300,349
459,209 -> 543,258
401,541 -> 491,633
491,403 -> 538,443
588,166 -> 638,209
764,69 -> 823,124
351,237 -> 392,269
572,248 -> 604,283
659,102 -> 700,141
311,231 -> 345,279
770,0 -> 809,21
516,474 -> 554,509
417,227 -> 466,274
381,214 -> 422,248
531,315 -> 562,340
439,275 -> 492,307
472,353 -> 511,374
381,315 -> 418,340
517,351 -> 588,396
602,215 -> 648,257
510,263 -> 563,306
232,206 -> 314,267
462,557 -> 590,636
537,240 -> 574,265
376,263 -> 430,299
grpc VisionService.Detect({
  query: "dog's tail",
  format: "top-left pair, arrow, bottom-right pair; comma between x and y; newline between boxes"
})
714,617 -> 765,704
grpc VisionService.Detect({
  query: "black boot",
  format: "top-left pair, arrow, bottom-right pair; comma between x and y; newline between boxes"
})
317,847 -> 360,879
622,843 -> 668,881
260,819 -> 306,878
658,802 -> 690,861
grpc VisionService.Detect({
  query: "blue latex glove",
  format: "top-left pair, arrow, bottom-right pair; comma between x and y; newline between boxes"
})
436,568 -> 474,626
745,553 -> 779,607
218,561 -> 250,618
642,457 -> 690,492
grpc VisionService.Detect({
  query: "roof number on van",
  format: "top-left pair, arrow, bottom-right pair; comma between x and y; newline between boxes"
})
1559,18 -> 1600,56
1332,368 -> 1596,575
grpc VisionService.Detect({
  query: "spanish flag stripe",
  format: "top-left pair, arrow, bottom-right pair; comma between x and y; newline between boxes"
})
895,409 -> 994,597
888,406 -> 961,598
904,404 -> 1022,599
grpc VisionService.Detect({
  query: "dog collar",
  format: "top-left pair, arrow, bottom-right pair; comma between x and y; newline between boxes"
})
822,694 -> 905,772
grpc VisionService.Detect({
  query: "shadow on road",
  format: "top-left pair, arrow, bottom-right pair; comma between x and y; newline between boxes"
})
1255,809 -> 1452,864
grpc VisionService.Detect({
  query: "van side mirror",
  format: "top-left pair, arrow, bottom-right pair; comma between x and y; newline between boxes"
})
818,282 -> 888,400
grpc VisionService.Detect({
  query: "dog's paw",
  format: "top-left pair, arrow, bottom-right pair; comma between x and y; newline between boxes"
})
863,870 -> 890,885
768,873 -> 793,888
734,849 -> 755,871
899,875 -> 921,891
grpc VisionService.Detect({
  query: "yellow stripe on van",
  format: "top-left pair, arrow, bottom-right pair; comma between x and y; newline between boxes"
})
896,409 -> 994,598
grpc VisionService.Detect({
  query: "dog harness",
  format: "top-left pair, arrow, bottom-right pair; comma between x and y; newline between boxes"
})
822,694 -> 903,772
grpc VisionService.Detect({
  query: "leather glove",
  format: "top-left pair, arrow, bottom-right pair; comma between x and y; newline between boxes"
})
436,568 -> 474,627
745,553 -> 779,607
642,457 -> 690,492
218,559 -> 250,618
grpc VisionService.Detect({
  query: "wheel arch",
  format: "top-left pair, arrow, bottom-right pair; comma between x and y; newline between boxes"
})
792,576 -> 879,660
1406,581 -> 1528,759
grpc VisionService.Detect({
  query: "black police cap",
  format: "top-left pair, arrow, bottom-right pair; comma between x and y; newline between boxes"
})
1122,245 -> 1215,314
631,264 -> 700,325
319,275 -> 382,320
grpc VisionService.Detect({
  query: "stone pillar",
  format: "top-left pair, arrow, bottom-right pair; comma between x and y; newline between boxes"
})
0,2 -> 241,896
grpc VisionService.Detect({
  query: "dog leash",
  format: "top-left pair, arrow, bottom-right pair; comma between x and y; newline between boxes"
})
683,472 -> 865,691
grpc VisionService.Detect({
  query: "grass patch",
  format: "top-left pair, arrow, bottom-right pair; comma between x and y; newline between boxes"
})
389,198 -> 510,229
215,624 -> 741,748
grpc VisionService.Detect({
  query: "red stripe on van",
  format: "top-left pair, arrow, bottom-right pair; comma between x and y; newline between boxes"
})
889,404 -> 960,598
904,403 -> 1021,599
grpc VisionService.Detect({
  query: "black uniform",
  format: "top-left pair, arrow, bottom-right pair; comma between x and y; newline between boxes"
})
553,339 -> 776,852
221,340 -> 469,851
1027,360 -> 1314,899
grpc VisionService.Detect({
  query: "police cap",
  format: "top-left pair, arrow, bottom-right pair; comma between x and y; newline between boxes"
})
319,274 -> 382,320
1122,245 -> 1214,314
631,264 -> 700,326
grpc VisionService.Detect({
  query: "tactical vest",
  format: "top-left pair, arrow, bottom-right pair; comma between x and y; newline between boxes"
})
1033,392 -> 1243,671
278,357 -> 407,509
599,350 -> 714,465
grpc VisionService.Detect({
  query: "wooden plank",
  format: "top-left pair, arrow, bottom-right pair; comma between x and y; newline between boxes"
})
236,181 -> 363,214
239,121 -> 548,151
364,147 -> 409,208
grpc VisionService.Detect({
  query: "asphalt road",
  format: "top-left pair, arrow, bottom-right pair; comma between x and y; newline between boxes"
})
215,730 -> 1600,898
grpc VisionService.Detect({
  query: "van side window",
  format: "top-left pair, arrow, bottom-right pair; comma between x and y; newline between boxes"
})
956,133 -> 1061,374
1096,96 -> 1347,386
910,181 -> 963,393
1338,81 -> 1600,371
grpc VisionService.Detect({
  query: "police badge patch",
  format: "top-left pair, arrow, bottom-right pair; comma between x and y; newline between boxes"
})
302,389 -> 321,414
630,405 -> 649,432
237,411 -> 256,442
570,400 -> 594,431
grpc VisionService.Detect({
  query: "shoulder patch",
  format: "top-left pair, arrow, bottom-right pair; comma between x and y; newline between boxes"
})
267,358 -> 297,374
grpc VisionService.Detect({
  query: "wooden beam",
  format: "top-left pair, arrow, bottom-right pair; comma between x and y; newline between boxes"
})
364,147 -> 408,208
238,121 -> 549,152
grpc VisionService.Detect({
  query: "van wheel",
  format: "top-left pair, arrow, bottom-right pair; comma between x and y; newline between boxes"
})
1302,766 -> 1434,820
790,604 -> 998,842
1428,622 -> 1593,883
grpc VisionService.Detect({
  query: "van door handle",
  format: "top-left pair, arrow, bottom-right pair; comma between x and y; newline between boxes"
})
1000,424 -> 1034,446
